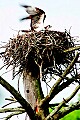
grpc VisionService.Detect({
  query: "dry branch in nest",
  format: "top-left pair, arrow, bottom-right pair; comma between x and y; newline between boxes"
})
0,29 -> 78,80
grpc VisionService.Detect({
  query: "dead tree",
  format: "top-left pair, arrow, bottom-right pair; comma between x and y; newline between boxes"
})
0,29 -> 80,120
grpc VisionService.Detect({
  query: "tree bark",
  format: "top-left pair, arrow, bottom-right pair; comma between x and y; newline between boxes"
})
23,69 -> 44,120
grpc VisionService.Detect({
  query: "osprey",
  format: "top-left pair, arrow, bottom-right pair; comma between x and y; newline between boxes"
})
20,5 -> 46,31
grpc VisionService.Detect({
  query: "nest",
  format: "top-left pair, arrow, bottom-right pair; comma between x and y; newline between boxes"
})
0,30 -> 76,79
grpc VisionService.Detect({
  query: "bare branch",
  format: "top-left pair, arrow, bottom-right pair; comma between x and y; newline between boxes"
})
2,97 -> 17,108
0,76 -> 37,120
64,46 -> 80,52
45,85 -> 80,120
4,111 -> 24,120
0,107 -> 25,113
40,53 -> 79,107
52,101 -> 80,120
2,101 -> 17,108
5,97 -> 16,101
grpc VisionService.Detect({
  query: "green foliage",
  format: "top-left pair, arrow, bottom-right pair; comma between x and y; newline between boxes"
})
49,107 -> 80,120
60,110 -> 80,120
49,107 -> 53,113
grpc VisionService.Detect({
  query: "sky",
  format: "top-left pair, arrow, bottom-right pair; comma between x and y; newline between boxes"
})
0,0 -> 80,119
1,0 -> 80,42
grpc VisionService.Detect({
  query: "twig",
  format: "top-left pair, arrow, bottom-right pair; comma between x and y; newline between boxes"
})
40,53 -> 79,107
5,97 -> 16,101
0,107 -> 25,113
53,101 -> 80,120
64,46 -> 80,52
2,97 -> 17,108
1,68 -> 13,76
4,111 -> 24,120
0,76 -> 37,120
18,73 -> 22,92
2,101 -> 17,108
45,85 -> 80,120
49,103 -> 68,108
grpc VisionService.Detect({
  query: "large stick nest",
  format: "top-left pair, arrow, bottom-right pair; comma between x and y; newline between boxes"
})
0,30 -> 77,79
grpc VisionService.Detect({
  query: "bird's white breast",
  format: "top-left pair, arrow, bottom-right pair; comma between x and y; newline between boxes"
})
34,14 -> 45,31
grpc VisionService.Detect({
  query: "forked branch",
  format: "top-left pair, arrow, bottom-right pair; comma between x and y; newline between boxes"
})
0,76 -> 37,120
40,53 -> 79,107
45,85 -> 80,120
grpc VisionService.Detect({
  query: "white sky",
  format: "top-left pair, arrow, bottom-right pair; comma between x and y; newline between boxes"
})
0,0 -> 80,41
0,0 -> 80,119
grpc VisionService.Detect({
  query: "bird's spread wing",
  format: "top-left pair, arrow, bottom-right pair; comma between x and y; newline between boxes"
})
20,16 -> 31,21
21,5 -> 38,15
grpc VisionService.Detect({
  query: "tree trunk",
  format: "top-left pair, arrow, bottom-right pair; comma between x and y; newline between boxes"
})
23,69 -> 44,120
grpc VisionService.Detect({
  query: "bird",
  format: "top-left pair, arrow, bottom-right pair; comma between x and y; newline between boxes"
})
20,5 -> 46,31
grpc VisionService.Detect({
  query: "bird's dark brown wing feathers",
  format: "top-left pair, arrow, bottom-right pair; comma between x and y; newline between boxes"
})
21,5 -> 45,15
21,5 -> 38,15
20,16 -> 31,21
